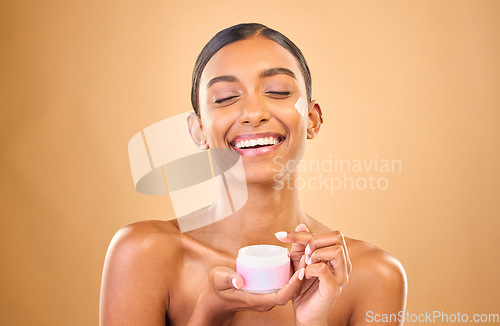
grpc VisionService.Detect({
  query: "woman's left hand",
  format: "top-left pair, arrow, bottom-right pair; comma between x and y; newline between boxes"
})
275,225 -> 352,326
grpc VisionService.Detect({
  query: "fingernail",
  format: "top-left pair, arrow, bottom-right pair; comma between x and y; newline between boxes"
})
295,223 -> 309,232
274,231 -> 287,239
306,255 -> 312,265
300,254 -> 305,264
232,277 -> 239,289
305,244 -> 311,256
298,268 -> 305,280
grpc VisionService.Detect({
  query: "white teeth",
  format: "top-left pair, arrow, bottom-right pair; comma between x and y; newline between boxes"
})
233,136 -> 282,149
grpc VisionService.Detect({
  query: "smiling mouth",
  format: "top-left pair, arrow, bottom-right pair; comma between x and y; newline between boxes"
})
229,133 -> 285,157
232,136 -> 284,149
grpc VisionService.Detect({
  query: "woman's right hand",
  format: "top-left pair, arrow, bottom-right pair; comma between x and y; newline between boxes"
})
187,266 -> 304,326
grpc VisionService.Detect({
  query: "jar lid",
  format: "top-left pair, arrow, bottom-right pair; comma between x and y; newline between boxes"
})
236,245 -> 290,268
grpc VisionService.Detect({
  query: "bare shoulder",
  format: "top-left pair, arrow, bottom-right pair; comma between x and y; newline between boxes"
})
100,220 -> 183,325
347,238 -> 404,270
346,237 -> 406,286
105,220 -> 183,270
344,238 -> 407,325
110,219 -> 181,250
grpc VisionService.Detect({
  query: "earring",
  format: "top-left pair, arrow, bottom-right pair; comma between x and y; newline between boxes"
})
200,139 -> 208,150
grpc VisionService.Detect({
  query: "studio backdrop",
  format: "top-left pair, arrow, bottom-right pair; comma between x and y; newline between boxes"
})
1,0 -> 499,325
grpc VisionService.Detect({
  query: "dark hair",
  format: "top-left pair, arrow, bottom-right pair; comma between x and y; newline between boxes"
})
191,23 -> 312,116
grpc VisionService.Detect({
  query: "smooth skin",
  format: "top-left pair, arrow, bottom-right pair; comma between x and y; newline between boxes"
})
99,36 -> 407,325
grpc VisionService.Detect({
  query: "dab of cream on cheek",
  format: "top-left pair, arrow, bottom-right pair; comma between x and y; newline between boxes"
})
236,245 -> 290,293
294,97 -> 307,116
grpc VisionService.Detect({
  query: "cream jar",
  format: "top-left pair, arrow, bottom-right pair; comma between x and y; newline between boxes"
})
236,245 -> 290,293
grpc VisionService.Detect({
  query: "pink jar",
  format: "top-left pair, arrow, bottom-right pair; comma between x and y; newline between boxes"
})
236,245 -> 290,293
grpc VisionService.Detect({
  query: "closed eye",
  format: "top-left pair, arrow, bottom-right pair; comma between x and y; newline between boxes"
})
266,91 -> 292,98
267,91 -> 291,95
214,95 -> 239,104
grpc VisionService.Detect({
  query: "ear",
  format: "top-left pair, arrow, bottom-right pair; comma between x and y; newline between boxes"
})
187,112 -> 207,148
307,100 -> 323,139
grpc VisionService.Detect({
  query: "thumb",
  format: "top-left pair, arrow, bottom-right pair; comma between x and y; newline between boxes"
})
210,267 -> 244,291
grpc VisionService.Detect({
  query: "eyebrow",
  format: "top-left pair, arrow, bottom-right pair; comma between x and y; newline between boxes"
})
206,67 -> 296,89
206,75 -> 238,89
259,67 -> 296,79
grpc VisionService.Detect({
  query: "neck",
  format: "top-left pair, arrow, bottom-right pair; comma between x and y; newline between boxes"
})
201,173 -> 307,253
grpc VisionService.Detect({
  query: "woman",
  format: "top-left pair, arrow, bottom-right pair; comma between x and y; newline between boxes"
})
100,23 -> 407,326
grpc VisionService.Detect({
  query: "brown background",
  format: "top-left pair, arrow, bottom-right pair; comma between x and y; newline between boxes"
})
1,0 -> 499,325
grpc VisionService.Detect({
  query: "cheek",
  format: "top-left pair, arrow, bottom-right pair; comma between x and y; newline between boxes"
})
294,97 -> 308,117
277,104 -> 308,137
202,109 -> 235,145
272,104 -> 308,162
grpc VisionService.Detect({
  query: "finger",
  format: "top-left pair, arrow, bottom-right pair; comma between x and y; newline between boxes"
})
307,231 -> 346,251
291,224 -> 309,252
275,230 -> 313,245
306,231 -> 352,273
210,267 -> 244,291
295,223 -> 309,232
299,253 -> 307,269
304,263 -> 335,290
290,224 -> 310,270
304,263 -> 344,298
307,246 -> 348,285
307,245 -> 344,266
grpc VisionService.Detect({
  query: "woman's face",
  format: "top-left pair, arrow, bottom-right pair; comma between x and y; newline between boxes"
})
197,36 -> 317,184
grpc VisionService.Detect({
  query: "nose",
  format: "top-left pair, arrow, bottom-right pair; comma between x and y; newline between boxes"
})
239,95 -> 271,126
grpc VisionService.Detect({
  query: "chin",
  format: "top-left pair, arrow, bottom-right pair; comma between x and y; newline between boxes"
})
241,163 -> 290,187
